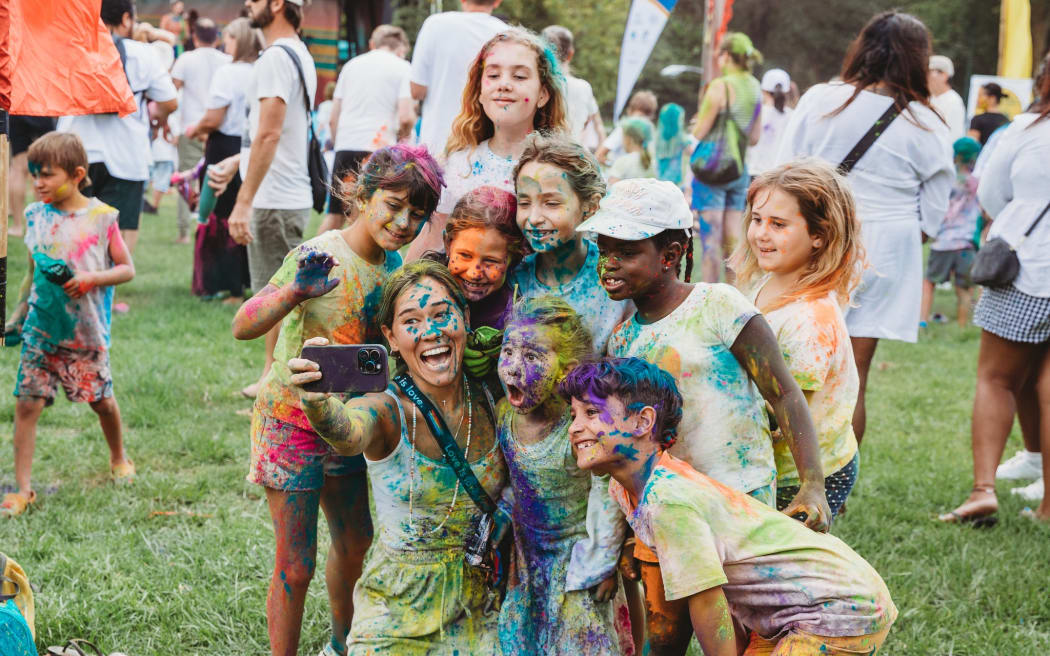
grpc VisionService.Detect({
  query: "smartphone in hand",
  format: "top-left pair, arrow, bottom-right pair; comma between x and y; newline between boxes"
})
301,344 -> 389,394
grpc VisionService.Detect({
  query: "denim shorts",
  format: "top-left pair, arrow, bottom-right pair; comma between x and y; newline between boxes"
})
691,172 -> 750,212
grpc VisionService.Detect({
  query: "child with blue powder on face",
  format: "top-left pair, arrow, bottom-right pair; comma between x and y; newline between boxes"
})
731,160 -> 865,517
231,144 -> 444,656
585,178 -> 829,656
3,132 -> 136,518
496,295 -> 633,655
563,357 -> 897,656
511,132 -> 630,353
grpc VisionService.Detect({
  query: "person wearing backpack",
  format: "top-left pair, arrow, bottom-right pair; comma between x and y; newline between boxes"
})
228,0 -> 317,401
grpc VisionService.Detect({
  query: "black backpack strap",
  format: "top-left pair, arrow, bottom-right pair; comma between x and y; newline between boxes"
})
838,102 -> 900,174
273,44 -> 316,140
1022,199 -> 1050,238
393,373 -> 497,515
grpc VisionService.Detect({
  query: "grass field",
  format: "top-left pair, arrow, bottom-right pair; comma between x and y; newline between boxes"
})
2,197 -> 1048,655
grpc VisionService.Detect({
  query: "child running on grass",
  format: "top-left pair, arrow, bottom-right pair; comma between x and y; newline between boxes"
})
587,177 -> 829,655
731,159 -> 865,517
564,357 -> 897,656
231,144 -> 444,656
495,296 -> 633,655
406,27 -> 568,259
511,132 -> 630,353
2,132 -> 136,518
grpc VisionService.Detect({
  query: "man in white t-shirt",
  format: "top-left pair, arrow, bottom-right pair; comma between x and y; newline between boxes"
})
408,0 -> 505,155
928,55 -> 965,140
229,0 -> 315,401
540,25 -> 606,146
58,0 -> 178,256
171,18 -> 231,242
319,25 -> 411,233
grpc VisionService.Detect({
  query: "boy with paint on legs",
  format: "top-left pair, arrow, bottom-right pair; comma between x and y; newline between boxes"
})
3,132 -> 136,518
231,144 -> 444,656
564,358 -> 897,656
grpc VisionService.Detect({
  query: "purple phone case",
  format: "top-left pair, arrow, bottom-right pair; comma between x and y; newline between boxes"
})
301,344 -> 389,394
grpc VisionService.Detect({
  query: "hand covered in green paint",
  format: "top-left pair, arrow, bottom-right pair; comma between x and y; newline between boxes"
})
63,271 -> 98,299
591,573 -> 617,602
464,326 -> 504,379
782,480 -> 831,533
291,251 -> 340,301
288,336 -> 331,405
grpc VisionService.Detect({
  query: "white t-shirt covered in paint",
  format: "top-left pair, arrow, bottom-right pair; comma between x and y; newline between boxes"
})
240,38 -> 316,210
410,11 -> 505,154
333,48 -> 411,152
607,283 -> 775,494
171,46 -> 232,127
206,61 -> 252,138
58,39 -> 177,181
436,140 -> 517,214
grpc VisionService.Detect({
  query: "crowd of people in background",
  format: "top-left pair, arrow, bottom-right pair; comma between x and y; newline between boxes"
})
3,0 -> 1050,655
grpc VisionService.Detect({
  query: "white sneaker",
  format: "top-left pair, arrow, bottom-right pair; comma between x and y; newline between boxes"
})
996,450 -> 1043,480
1011,478 -> 1044,502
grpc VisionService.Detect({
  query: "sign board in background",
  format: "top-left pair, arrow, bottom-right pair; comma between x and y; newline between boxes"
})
966,75 -> 1034,121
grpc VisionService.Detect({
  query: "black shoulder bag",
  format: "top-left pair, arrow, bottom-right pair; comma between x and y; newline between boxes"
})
971,200 -> 1050,288
392,373 -> 510,593
275,44 -> 329,213
838,101 -> 900,175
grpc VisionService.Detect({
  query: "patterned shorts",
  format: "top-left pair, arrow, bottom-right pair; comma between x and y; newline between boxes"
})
14,342 -> 113,405
248,411 -> 365,492
776,453 -> 859,518
973,284 -> 1050,344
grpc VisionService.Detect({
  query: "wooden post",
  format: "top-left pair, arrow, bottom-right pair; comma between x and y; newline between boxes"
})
1,109 -> 8,338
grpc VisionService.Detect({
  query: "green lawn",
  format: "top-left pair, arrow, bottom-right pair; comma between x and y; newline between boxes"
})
2,197 -> 1048,655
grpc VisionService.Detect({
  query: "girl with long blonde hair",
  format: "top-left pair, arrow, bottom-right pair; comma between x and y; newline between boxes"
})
731,158 -> 865,517
406,27 -> 569,259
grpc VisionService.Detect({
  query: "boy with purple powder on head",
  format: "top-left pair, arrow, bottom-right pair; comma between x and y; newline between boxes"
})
562,357 -> 897,655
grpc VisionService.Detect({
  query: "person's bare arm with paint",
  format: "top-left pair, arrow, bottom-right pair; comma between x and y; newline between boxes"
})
688,587 -> 740,656
232,251 -> 339,341
730,315 -> 830,531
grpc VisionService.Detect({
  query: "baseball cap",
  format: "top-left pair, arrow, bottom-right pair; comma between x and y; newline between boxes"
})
929,55 -> 954,77
760,68 -> 790,93
576,179 -> 692,241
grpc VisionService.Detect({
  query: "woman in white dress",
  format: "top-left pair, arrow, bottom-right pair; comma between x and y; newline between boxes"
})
776,11 -> 953,445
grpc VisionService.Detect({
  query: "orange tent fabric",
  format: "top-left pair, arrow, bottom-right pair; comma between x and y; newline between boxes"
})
0,0 -> 136,116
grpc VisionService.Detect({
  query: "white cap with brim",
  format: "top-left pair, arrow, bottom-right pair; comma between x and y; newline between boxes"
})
576,178 -> 693,241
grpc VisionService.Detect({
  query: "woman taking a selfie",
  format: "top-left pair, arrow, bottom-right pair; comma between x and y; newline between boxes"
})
289,260 -> 507,655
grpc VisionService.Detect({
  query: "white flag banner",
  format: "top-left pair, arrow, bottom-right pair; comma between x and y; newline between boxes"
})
615,0 -> 678,121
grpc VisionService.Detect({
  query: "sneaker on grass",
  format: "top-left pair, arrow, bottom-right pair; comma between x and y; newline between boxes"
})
996,450 -> 1043,480
1011,478 -> 1044,502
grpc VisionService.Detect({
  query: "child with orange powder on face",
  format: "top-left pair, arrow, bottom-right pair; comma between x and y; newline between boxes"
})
230,144 -> 444,656
3,132 -> 136,518
731,159 -> 864,517
406,27 -> 569,260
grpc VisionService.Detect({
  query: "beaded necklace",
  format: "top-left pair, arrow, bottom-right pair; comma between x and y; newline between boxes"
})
407,380 -> 472,535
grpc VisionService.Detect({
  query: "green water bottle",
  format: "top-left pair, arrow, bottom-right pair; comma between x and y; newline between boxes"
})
197,165 -> 218,224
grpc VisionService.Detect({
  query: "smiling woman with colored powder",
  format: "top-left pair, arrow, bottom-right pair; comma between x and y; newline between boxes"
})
510,132 -> 631,353
288,260 -> 507,654
231,144 -> 444,656
406,27 -> 568,260
495,296 -> 634,655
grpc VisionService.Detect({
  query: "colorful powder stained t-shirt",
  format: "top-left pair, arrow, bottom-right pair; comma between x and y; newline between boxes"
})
22,199 -> 118,351
610,453 -> 897,640
255,230 -> 402,431
608,283 -> 774,496
753,288 -> 859,486
436,139 -> 517,214
511,240 -> 628,354
931,171 -> 981,251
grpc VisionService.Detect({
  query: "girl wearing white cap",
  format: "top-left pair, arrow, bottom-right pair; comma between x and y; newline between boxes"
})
745,68 -> 793,179
583,177 -> 830,655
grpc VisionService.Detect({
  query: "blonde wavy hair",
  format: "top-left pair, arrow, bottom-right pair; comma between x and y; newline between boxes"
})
445,28 -> 568,156
730,158 -> 865,310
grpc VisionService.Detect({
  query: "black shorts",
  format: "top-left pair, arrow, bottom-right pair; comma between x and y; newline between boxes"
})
328,150 -> 372,216
84,162 -> 145,230
9,115 -> 57,155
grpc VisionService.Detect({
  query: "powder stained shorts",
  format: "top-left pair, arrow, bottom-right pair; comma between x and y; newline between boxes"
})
691,172 -> 750,212
744,626 -> 890,655
925,248 -> 975,288
248,412 -> 365,492
14,342 -> 113,405
246,207 -> 310,292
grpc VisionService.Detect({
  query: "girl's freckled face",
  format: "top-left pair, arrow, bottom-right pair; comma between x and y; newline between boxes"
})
479,42 -> 548,127
497,321 -> 563,413
447,227 -> 512,301
360,187 -> 428,251
381,277 -> 468,388
515,162 -> 585,253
